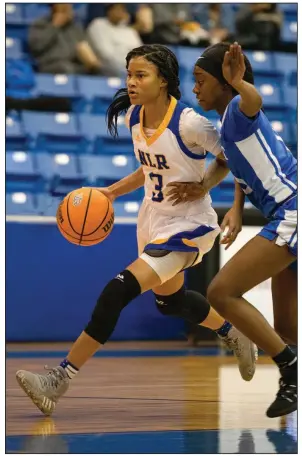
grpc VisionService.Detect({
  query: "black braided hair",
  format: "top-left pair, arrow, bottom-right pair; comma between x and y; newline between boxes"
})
106,44 -> 181,137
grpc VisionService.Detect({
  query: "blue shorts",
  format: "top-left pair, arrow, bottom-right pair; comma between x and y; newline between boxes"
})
258,195 -> 297,258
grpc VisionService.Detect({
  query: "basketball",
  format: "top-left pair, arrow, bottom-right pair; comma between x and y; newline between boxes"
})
56,188 -> 114,246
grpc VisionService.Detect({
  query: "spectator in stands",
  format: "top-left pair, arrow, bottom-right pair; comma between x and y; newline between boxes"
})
149,4 -> 210,47
235,3 -> 282,50
87,4 -> 150,78
29,3 -> 102,75
192,3 -> 235,45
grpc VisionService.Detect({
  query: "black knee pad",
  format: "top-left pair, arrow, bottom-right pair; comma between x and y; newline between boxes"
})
85,270 -> 141,344
155,287 -> 210,325
155,286 -> 186,316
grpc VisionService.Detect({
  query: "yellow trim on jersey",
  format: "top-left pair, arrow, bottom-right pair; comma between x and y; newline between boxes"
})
149,238 -> 169,245
139,96 -> 177,147
182,239 -> 198,248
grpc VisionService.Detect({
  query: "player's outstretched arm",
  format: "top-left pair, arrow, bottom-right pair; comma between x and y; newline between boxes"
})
222,42 -> 262,117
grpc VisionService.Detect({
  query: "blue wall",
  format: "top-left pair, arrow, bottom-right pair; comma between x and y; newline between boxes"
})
6,220 -> 185,341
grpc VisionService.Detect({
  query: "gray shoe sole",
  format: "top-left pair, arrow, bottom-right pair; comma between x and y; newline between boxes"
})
16,371 -> 56,416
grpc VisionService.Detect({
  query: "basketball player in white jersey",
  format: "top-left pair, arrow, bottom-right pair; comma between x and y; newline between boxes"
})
16,45 -> 257,416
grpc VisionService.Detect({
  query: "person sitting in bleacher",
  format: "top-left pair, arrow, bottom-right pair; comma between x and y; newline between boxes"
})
235,3 -> 283,51
87,4 -> 150,78
29,3 -> 102,75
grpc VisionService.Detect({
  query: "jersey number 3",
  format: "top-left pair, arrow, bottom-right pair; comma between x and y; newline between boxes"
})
149,172 -> 163,202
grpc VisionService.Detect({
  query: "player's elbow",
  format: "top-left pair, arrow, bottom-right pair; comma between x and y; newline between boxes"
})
239,95 -> 263,117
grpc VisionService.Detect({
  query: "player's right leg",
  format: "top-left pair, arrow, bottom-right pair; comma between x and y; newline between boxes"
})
272,264 -> 297,346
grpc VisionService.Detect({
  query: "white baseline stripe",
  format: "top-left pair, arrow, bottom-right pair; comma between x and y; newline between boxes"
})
6,215 -> 138,225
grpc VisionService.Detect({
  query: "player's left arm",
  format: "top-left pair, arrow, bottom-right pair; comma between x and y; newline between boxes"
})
222,42 -> 262,117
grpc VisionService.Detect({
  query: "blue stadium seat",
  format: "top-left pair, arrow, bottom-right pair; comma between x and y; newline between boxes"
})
76,76 -> 124,114
278,4 -> 297,15
180,82 -> 198,109
6,151 -> 42,192
35,152 -> 85,194
283,84 -> 297,110
78,114 -> 133,155
6,37 -> 22,59
256,82 -> 284,108
114,201 -> 141,218
245,51 -> 277,76
5,3 -> 24,23
79,155 -> 136,186
36,193 -> 63,216
22,111 -> 85,153
270,120 -> 293,146
178,47 -> 205,80
274,53 -> 297,86
6,192 -> 37,215
79,155 -> 142,201
6,115 -> 28,150
281,19 -> 297,43
34,74 -> 78,101
23,3 -> 50,22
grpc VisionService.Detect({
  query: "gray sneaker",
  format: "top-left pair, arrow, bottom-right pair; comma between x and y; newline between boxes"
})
219,327 -> 258,381
16,366 -> 69,416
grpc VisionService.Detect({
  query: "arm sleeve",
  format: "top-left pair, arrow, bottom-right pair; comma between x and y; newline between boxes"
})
223,95 -> 261,142
179,108 -> 222,157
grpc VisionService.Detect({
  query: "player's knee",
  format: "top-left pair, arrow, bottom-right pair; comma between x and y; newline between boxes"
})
155,286 -> 185,316
85,270 -> 141,344
207,280 -> 230,313
155,288 -> 210,325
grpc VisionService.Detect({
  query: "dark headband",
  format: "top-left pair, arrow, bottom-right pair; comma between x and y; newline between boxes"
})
195,56 -> 227,85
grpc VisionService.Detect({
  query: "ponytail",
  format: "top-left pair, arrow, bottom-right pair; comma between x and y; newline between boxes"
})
106,88 -> 130,138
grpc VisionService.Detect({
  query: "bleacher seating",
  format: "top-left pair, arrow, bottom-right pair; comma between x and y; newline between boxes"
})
78,114 -> 133,155
22,111 -> 85,152
34,74 -> 79,101
6,151 -> 42,193
76,76 -> 124,114
5,4 -> 297,215
6,37 -> 23,59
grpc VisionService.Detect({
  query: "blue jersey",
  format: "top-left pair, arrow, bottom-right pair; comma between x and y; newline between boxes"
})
220,95 -> 297,218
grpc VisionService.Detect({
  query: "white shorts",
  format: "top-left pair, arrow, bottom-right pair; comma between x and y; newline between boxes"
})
137,200 -> 220,283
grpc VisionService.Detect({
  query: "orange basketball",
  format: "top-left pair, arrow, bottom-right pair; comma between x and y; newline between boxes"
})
56,188 -> 114,246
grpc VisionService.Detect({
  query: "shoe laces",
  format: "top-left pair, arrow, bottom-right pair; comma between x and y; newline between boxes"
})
223,335 -> 242,357
277,377 -> 297,400
42,366 -> 65,389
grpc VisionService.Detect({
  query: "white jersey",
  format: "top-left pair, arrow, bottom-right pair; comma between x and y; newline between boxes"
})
126,96 -> 222,217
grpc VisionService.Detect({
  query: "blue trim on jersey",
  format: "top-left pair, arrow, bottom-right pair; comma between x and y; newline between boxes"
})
129,105 -> 141,132
168,101 -> 207,160
144,225 -> 215,253
255,130 -> 296,193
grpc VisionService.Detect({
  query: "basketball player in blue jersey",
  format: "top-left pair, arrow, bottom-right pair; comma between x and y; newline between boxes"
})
168,42 -> 297,418
15,45 -> 257,416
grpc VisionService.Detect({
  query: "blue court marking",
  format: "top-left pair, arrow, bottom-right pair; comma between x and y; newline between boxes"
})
6,428 -> 297,454
6,347 -> 226,359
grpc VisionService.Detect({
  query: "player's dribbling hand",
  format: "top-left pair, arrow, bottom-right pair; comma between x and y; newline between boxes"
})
166,181 -> 206,206
82,187 -> 116,203
222,42 -> 246,88
220,206 -> 242,250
